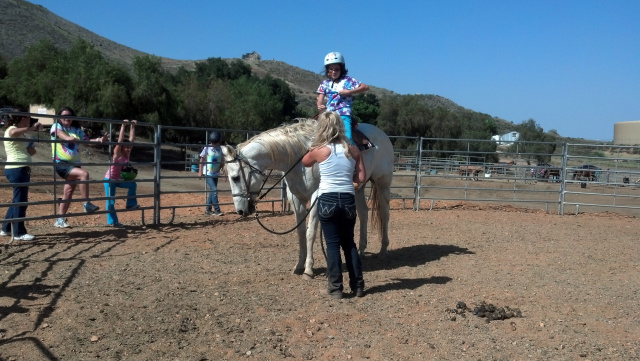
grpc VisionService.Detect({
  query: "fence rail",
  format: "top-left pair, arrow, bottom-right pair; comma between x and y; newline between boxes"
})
2,111 -> 640,243
389,138 -> 640,216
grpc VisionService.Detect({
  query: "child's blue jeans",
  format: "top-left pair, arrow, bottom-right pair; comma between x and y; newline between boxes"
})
104,178 -> 138,225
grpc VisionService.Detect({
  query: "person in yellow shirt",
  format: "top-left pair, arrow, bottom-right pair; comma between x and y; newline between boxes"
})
1,107 -> 43,241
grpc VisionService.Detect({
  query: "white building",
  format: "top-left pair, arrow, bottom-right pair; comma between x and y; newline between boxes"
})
491,131 -> 520,146
29,104 -> 55,126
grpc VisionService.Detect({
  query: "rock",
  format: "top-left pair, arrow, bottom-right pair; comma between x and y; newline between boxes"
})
242,51 -> 261,60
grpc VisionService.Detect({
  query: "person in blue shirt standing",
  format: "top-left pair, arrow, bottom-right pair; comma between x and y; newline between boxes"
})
198,131 -> 224,216
317,52 -> 369,144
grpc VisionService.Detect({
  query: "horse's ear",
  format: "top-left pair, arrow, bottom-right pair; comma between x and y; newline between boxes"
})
221,145 -> 236,161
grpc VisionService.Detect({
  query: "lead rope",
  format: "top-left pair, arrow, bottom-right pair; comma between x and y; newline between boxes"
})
255,196 -> 318,235
240,151 -> 328,262
251,154 -> 316,236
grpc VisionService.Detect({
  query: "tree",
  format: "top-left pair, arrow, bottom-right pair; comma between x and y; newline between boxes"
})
0,38 -> 135,126
510,118 -> 557,163
0,54 -> 9,106
194,58 -> 251,84
352,93 -> 380,124
0,40 -> 63,106
131,55 -> 176,125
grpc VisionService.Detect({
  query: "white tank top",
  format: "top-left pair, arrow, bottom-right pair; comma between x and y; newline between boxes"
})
318,143 -> 355,195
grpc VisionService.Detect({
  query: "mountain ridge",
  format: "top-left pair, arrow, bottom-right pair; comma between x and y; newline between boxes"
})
1,0 -> 508,129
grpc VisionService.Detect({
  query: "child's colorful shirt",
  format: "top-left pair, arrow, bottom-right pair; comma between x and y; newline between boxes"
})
50,123 -> 87,163
199,146 -> 223,176
317,75 -> 362,116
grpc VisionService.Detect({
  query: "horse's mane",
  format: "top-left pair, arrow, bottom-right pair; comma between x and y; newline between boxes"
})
238,118 -> 317,162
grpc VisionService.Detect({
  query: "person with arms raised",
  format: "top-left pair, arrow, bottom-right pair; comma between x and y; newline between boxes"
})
104,120 -> 140,227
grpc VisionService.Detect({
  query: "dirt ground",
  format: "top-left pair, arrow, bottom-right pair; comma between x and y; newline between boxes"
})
1,144 -> 639,360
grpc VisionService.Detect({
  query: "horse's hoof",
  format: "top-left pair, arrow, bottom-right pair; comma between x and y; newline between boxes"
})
292,268 -> 304,275
302,272 -> 314,280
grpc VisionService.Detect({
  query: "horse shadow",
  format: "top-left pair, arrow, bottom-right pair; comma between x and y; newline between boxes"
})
365,276 -> 452,295
362,244 -> 474,295
313,244 -> 473,294
363,243 -> 474,272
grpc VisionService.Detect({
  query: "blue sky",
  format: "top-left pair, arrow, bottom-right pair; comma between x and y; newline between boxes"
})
29,0 -> 639,141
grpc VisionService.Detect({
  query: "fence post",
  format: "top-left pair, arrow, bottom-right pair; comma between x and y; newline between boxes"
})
559,143 -> 568,215
154,125 -> 162,225
415,138 -> 423,211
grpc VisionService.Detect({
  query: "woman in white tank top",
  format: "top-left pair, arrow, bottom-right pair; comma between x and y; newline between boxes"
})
302,112 -> 367,299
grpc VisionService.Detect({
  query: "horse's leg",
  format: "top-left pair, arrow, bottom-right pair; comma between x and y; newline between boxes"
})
376,179 -> 392,257
288,193 -> 309,277
355,186 -> 369,257
302,195 -> 319,280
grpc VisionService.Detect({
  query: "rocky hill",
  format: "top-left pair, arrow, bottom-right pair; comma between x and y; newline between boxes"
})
0,0 -> 502,125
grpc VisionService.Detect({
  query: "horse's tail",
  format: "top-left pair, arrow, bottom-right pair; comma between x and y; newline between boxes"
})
369,183 -> 382,232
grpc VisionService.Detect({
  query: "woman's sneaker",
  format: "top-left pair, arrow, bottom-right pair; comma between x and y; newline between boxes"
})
54,218 -> 70,228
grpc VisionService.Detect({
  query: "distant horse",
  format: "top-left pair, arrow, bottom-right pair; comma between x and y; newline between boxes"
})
459,165 -> 483,180
221,119 -> 394,279
572,169 -> 597,181
489,159 -> 516,175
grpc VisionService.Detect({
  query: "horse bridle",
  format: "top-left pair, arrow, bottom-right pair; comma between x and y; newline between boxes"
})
230,152 -> 270,201
230,151 -> 317,235
231,151 -> 308,200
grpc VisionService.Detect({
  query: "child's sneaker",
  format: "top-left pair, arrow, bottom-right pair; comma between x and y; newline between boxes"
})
54,218 -> 70,228
84,202 -> 99,213
0,231 -> 8,236
212,211 -> 224,216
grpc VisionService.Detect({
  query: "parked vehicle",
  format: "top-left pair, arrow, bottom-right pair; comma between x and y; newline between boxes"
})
0,107 -> 13,127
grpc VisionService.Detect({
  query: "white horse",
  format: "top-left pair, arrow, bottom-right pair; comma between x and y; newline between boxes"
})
221,118 -> 394,279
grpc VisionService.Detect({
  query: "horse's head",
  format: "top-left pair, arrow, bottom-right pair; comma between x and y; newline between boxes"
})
221,145 -> 266,217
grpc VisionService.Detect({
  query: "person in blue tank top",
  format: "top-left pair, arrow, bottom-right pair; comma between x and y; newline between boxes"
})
302,111 -> 367,299
198,131 -> 224,216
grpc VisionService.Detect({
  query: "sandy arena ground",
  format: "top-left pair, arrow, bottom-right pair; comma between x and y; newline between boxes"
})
0,144 -> 639,360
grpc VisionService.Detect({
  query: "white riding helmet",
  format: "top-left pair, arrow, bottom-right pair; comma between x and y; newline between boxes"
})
324,52 -> 345,66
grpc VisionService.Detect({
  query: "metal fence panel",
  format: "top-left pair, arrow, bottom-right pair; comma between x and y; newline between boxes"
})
2,110 -> 640,243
